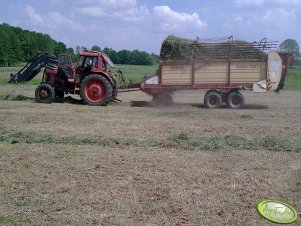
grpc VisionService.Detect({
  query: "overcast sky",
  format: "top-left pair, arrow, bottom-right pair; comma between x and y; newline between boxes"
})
0,0 -> 300,53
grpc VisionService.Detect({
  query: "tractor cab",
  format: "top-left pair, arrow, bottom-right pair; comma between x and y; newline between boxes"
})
75,51 -> 115,80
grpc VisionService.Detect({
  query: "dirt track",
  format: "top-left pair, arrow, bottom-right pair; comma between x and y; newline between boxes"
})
0,85 -> 300,225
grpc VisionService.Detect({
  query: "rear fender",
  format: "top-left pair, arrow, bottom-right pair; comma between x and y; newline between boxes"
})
96,72 -> 114,85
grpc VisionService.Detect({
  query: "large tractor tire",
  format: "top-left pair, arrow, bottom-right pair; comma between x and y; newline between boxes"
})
111,87 -> 118,102
109,80 -> 118,103
204,90 -> 222,108
226,91 -> 245,109
80,74 -> 112,106
35,83 -> 55,103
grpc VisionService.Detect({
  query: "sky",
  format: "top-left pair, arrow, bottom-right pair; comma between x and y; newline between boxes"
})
0,0 -> 300,54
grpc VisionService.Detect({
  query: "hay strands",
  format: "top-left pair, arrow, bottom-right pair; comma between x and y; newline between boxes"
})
160,35 -> 278,61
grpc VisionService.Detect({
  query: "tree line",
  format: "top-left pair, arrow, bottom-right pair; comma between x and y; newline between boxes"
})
76,45 -> 158,65
0,23 -> 74,66
0,23 -> 158,66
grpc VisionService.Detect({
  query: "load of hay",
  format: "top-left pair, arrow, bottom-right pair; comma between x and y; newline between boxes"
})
159,36 -> 265,61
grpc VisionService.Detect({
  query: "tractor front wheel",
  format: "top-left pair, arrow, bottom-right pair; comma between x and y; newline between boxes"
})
80,74 -> 112,106
35,83 -> 55,103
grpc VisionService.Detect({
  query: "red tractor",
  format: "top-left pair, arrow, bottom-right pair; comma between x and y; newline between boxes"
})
9,50 -> 118,106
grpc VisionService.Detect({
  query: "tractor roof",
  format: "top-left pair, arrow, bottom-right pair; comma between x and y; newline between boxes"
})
80,50 -> 101,57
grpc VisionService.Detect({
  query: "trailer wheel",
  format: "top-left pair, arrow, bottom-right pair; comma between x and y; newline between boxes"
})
35,83 -> 55,103
80,74 -> 112,106
226,91 -> 245,109
204,90 -> 222,108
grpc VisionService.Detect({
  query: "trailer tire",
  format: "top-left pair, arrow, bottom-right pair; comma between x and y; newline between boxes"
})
226,91 -> 245,109
204,90 -> 222,108
80,74 -> 112,106
35,83 -> 55,104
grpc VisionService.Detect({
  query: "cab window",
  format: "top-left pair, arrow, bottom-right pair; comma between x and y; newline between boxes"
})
78,56 -> 98,67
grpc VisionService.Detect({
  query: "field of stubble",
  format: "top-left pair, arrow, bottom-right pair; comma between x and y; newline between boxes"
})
0,84 -> 300,225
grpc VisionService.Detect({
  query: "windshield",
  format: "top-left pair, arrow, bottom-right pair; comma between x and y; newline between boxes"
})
78,56 -> 98,67
102,53 -> 115,67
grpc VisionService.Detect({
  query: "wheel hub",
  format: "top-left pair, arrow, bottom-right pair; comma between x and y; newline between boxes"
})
232,96 -> 241,105
40,90 -> 49,99
85,81 -> 105,102
91,86 -> 100,96
209,96 -> 218,105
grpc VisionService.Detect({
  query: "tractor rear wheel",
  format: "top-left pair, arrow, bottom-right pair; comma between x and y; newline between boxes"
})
80,74 -> 112,106
109,80 -> 118,102
35,83 -> 55,103
111,87 -> 118,102
204,90 -> 222,108
226,91 -> 245,109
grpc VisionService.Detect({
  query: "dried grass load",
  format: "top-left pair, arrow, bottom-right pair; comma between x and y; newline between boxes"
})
159,36 -> 265,61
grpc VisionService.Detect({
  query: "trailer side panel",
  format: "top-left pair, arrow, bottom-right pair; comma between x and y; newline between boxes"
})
194,62 -> 228,84
161,64 -> 192,85
230,62 -> 267,83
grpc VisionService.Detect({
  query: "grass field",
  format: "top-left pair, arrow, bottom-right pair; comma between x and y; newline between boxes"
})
0,65 -> 301,225
284,67 -> 301,90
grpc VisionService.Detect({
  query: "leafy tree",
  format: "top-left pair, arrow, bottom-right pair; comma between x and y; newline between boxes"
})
91,45 -> 101,52
0,23 -> 158,66
118,49 -> 131,64
9,35 -> 22,64
54,42 -> 67,56
103,47 -> 119,62
279,39 -> 300,58
0,23 -> 77,65
102,47 -> 157,65
0,30 -> 11,66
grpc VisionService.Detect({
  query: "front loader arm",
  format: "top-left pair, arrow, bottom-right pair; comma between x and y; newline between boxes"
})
9,53 -> 58,83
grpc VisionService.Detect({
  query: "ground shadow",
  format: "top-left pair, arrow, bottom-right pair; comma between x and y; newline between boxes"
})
130,101 -> 268,110
199,104 -> 268,109
130,101 -> 154,107
53,96 -> 84,105
131,101 -> 202,108
243,104 -> 268,109
0,94 -> 86,105
0,95 -> 35,101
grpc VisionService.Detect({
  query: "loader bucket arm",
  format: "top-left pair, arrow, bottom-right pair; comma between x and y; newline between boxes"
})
9,53 -> 58,83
